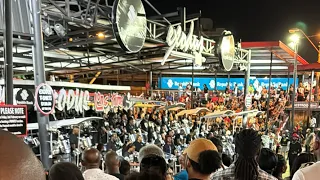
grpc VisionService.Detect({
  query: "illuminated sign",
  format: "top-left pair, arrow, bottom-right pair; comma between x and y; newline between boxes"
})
218,31 -> 235,71
163,21 -> 205,66
159,77 -> 297,91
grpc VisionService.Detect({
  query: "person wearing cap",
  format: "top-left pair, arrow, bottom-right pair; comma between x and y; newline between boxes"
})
184,138 -> 222,180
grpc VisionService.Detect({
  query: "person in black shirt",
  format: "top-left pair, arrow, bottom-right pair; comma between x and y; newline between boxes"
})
133,134 -> 144,152
105,151 -> 125,180
163,135 -> 176,155
126,117 -> 135,134
69,126 -> 80,151
107,133 -> 118,151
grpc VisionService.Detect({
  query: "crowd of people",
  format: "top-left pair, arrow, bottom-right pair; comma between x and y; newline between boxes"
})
2,82 -> 320,180
2,127 -> 320,180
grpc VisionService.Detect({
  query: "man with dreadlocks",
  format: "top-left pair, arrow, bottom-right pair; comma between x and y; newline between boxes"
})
211,129 -> 277,180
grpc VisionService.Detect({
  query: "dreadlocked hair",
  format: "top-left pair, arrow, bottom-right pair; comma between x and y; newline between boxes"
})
234,129 -> 262,180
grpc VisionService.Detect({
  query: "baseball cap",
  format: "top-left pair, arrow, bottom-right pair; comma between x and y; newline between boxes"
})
185,138 -> 218,163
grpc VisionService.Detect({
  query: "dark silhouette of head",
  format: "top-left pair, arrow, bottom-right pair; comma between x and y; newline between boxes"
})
273,154 -> 287,179
105,150 -> 120,174
234,129 -> 262,180
290,153 -> 316,178
82,148 -> 101,169
0,130 -> 45,180
258,148 -> 278,174
49,162 -> 84,180
119,159 -> 130,175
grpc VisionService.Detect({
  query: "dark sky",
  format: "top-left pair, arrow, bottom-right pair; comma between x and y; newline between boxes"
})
146,0 -> 320,63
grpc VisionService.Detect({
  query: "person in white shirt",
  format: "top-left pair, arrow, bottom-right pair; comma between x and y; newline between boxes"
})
292,131 -> 320,180
310,117 -> 316,129
82,148 -> 118,180
254,91 -> 261,101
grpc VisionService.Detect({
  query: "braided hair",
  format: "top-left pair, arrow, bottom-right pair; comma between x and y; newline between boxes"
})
234,129 -> 262,180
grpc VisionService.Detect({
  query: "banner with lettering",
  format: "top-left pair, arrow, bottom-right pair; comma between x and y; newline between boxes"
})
159,77 -> 298,91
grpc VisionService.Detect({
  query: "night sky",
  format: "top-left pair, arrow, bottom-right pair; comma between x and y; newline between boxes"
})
146,0 -> 320,63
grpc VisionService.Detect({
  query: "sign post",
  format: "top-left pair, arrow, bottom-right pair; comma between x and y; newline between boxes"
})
31,0 -> 51,169
0,105 -> 28,137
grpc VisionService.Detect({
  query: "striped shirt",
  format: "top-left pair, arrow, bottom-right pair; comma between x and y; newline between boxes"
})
211,164 -> 277,180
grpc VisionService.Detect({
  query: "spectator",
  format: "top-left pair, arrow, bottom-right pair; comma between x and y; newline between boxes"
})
273,154 -> 287,180
49,162 -> 84,180
211,129 -> 277,180
174,152 -> 188,180
119,159 -> 130,176
125,171 -> 165,180
185,138 -> 221,180
139,144 -> 167,179
258,148 -> 278,175
82,148 -> 118,180
133,134 -> 144,152
163,135 -> 176,155
305,128 -> 315,153
291,152 -> 317,179
288,133 -> 302,172
0,130 -> 46,180
105,151 -> 125,180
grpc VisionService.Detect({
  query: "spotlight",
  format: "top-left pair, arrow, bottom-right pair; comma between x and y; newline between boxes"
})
54,23 -> 66,37
42,20 -> 53,37
97,32 -> 105,39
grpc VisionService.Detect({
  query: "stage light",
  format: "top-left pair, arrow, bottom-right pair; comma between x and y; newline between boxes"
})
54,23 -> 66,37
97,32 -> 105,39
42,20 -> 53,37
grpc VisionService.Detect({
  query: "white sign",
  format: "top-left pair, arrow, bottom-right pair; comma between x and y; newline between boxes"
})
218,31 -> 235,71
35,83 -> 55,116
162,21 -> 205,66
245,95 -> 252,108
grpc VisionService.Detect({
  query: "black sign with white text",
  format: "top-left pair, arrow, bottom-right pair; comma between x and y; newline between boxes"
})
0,105 -> 28,137
15,88 -> 34,110
35,83 -> 55,115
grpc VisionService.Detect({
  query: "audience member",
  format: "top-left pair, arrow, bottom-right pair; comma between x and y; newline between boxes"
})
139,144 -> 167,179
211,129 -> 277,180
290,153 -> 316,179
0,130 -> 46,180
258,148 -> 278,175
174,152 -> 188,180
119,159 -> 130,176
185,138 -> 221,180
82,148 -> 118,180
292,131 -> 320,179
105,151 -> 125,180
273,154 -> 287,180
49,162 -> 84,180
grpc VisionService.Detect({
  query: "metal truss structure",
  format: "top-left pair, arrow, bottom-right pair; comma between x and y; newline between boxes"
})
0,0 -> 264,84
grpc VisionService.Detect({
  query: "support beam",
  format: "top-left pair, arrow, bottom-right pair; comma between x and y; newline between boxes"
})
89,71 -> 101,84
32,0 -> 51,170
4,0 -> 13,104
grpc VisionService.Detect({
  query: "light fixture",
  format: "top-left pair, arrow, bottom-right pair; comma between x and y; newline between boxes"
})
97,32 -> 106,39
54,23 -> 66,37
289,34 -> 300,43
42,20 -> 53,37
